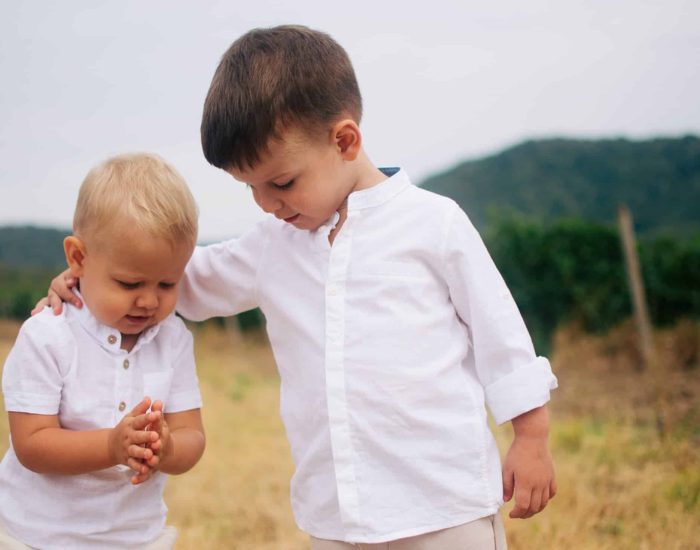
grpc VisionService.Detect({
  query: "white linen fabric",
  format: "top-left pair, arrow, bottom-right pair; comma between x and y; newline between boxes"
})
0,302 -> 201,549
178,168 -> 557,543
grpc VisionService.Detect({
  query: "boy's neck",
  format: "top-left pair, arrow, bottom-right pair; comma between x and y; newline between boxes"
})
349,150 -> 389,193
120,333 -> 140,352
329,152 -> 390,245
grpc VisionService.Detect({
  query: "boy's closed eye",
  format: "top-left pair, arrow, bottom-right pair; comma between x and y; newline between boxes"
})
272,180 -> 294,190
116,280 -> 140,290
115,281 -> 176,290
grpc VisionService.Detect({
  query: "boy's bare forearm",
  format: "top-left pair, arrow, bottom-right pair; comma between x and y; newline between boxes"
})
157,427 -> 205,475
13,426 -> 115,475
511,405 -> 550,439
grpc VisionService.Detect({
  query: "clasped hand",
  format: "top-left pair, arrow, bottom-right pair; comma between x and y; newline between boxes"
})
108,397 -> 170,485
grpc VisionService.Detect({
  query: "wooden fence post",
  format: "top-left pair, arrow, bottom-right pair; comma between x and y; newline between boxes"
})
617,204 -> 669,437
617,204 -> 654,371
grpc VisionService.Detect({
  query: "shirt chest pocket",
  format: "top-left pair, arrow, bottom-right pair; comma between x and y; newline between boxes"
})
142,371 -> 173,406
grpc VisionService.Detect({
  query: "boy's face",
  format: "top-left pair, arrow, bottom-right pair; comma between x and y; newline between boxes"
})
65,226 -> 193,340
227,124 -> 358,231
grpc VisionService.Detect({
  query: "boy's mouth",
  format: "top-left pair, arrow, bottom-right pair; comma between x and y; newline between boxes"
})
125,315 -> 152,325
284,214 -> 300,224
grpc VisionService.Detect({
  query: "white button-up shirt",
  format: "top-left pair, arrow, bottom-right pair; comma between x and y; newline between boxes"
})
0,302 -> 202,549
179,168 -> 557,543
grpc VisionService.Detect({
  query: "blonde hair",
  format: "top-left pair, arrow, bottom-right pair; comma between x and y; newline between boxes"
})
74,153 -> 198,248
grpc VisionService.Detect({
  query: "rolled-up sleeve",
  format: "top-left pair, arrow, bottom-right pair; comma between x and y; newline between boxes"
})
442,204 -> 557,424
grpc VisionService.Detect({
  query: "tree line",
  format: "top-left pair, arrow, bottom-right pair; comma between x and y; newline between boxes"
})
2,219 -> 698,353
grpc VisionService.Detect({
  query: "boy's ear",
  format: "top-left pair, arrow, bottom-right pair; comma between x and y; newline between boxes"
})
63,236 -> 87,277
331,119 -> 361,161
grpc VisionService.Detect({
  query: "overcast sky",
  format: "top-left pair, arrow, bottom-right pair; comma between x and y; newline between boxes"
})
1,1 -> 699,241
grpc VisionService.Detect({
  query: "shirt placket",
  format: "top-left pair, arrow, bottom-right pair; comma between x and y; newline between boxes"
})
323,211 -> 361,530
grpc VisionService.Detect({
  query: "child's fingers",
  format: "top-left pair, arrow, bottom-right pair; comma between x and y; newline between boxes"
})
129,429 -> 159,446
151,400 -> 164,413
128,397 -> 152,418
126,456 -> 149,474
146,454 -> 160,468
502,469 -> 514,502
128,443 -> 153,461
131,470 -> 152,485
550,477 -> 558,498
131,410 -> 160,431
528,489 -> 542,517
31,297 -> 50,316
509,487 -> 533,519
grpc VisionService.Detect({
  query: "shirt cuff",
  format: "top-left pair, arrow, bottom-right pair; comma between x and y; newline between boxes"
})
484,356 -> 558,425
3,392 -> 60,415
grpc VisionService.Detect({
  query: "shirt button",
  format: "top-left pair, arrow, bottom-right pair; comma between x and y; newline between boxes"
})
107,335 -> 117,345
327,285 -> 338,296
123,359 -> 130,370
118,401 -> 126,412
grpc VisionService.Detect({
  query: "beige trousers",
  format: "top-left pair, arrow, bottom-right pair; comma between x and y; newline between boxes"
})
0,523 -> 178,549
310,514 -> 507,550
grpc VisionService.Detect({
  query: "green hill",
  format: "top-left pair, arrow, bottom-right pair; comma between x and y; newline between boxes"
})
420,135 -> 700,236
0,225 -> 69,269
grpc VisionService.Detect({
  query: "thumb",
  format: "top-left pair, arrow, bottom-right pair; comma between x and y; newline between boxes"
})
129,397 -> 152,417
502,467 -> 515,502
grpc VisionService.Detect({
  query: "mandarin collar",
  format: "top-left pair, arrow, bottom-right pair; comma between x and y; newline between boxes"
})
69,290 -> 161,354
312,167 -> 408,245
347,167 -> 409,211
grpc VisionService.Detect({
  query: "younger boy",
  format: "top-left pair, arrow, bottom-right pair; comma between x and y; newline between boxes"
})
3,153 -> 205,549
45,26 -> 557,548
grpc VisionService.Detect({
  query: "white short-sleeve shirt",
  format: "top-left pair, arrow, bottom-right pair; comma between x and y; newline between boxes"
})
0,302 -> 202,549
179,168 -> 557,543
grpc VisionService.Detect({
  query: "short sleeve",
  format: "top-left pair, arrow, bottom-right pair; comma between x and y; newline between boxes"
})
177,219 -> 271,321
442,204 -> 557,424
2,311 -> 73,415
162,317 -> 202,413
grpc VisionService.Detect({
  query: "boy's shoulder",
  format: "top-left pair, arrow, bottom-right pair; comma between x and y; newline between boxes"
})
9,306 -> 76,363
17,305 -> 71,340
406,183 -> 460,211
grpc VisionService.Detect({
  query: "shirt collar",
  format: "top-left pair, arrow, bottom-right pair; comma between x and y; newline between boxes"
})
347,167 -> 409,211
69,289 -> 161,354
313,167 -> 409,242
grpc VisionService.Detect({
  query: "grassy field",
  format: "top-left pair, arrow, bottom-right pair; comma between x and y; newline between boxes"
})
0,318 -> 698,549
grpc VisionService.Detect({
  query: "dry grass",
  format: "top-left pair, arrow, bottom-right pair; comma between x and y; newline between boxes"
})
0,318 -> 698,549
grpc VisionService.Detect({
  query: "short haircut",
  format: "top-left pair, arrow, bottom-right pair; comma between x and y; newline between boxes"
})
201,24 -> 363,170
74,153 -> 198,249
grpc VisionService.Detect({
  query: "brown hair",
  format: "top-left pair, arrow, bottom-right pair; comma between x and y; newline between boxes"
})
201,25 -> 362,170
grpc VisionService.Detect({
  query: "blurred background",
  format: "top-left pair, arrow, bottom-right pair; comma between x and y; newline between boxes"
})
1,1 -> 699,548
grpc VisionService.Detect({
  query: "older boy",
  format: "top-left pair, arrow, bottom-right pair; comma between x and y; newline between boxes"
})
44,26 -> 556,549
3,153 -> 205,549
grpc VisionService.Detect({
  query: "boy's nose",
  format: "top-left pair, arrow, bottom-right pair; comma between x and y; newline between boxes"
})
136,291 -> 158,310
255,190 -> 283,214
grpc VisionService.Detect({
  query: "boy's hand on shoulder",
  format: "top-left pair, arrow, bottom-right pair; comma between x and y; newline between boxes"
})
502,406 -> 557,519
31,268 -> 81,316
107,397 -> 159,483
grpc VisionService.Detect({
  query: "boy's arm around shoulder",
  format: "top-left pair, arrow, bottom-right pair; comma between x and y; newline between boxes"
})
177,220 -> 272,321
440,204 -> 557,517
